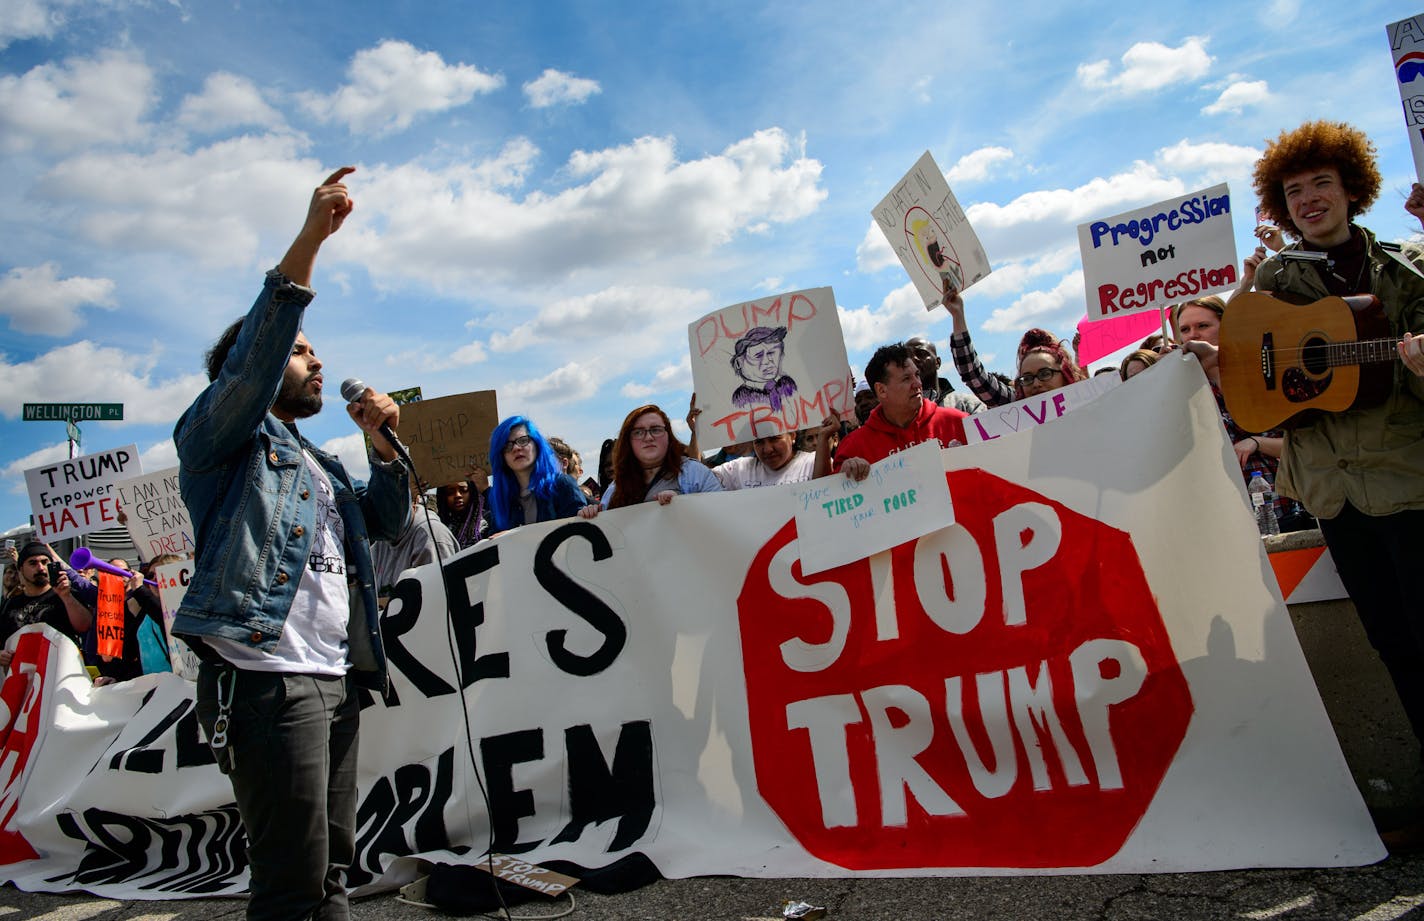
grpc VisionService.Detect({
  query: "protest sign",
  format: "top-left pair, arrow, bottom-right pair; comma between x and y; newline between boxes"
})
690,287 -> 854,451
397,390 -> 499,487
0,358 -> 1384,899
1388,14 -> 1424,181
873,151 -> 992,309
115,467 -> 193,562
154,560 -> 200,680
1075,310 -> 1165,367
1079,184 -> 1238,321
962,373 -> 1122,444
23,444 -> 140,542
787,440 -> 953,575
94,573 -> 126,660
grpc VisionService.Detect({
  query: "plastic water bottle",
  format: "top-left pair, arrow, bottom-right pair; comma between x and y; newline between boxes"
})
1248,472 -> 1280,536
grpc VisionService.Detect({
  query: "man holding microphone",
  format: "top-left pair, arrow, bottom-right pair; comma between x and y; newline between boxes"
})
174,168 -> 410,921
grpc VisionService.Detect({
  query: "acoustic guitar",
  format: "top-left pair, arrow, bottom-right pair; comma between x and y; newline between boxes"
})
1218,291 -> 1398,432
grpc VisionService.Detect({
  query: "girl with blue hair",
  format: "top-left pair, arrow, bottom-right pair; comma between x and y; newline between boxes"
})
487,415 -> 587,533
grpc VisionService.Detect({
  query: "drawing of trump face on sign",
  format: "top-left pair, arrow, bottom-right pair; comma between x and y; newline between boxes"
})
688,287 -> 855,452
732,327 -> 798,413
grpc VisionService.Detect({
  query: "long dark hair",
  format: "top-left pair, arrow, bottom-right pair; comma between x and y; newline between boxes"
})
607,405 -> 686,511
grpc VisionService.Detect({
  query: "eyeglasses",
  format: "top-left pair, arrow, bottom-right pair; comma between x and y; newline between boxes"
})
1014,367 -> 1063,387
503,435 -> 533,452
630,425 -> 668,440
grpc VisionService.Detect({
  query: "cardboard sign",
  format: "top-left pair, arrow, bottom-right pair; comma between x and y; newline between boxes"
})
1078,183 -> 1238,321
962,373 -> 1122,444
689,287 -> 854,451
114,468 -> 193,562
1388,14 -> 1424,181
396,390 -> 499,487
364,386 -> 423,457
873,151 -> 992,309
475,855 -> 579,896
24,444 -> 140,542
153,559 -> 200,680
787,439 -> 954,575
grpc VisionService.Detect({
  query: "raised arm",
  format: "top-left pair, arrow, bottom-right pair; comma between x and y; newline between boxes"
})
941,280 -> 1014,407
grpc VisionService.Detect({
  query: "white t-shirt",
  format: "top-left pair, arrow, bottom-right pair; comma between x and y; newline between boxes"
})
713,451 -> 816,490
208,451 -> 351,675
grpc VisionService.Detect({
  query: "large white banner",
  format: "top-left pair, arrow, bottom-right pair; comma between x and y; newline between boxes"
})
0,356 -> 1382,900
1078,184 -> 1238,321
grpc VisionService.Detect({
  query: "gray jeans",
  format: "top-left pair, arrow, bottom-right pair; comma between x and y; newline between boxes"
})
197,663 -> 360,921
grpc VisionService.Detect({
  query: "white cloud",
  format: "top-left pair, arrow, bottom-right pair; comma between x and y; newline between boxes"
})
945,146 -> 1014,184
299,40 -> 503,135
489,285 -> 711,354
856,220 -> 897,273
342,128 -> 826,289
0,441 -> 70,492
1076,37 -> 1212,94
523,68 -> 601,108
621,355 -> 691,399
754,276 -> 784,292
1201,79 -> 1270,116
38,133 -> 319,267
965,160 -> 1187,264
1155,138 -> 1261,183
503,361 -> 602,404
838,283 -> 933,351
177,72 -> 285,133
982,271 -> 1085,333
967,246 -> 1079,301
0,263 -> 117,335
320,432 -> 371,483
139,438 -> 178,472
0,0 -> 151,49
0,49 -> 155,152
0,341 -> 207,423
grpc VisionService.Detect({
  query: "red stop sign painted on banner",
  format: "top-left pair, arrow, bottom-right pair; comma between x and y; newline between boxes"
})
738,468 -> 1193,869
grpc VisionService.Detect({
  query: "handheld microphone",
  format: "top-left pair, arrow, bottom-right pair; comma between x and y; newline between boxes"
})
69,547 -> 158,587
339,378 -> 419,474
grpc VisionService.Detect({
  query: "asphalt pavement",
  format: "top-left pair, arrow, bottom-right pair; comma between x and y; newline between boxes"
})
4,851 -> 1424,921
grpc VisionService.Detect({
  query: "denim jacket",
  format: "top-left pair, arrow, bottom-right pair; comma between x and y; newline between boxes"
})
172,270 -> 409,691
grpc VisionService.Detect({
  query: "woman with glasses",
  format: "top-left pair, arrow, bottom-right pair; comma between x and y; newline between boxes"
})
487,415 -> 587,534
939,279 -> 1083,406
578,404 -> 721,518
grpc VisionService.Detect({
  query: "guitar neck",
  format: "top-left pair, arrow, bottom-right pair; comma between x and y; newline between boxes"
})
1324,338 -> 1400,367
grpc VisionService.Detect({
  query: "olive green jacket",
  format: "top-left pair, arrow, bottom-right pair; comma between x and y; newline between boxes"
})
1252,227 -> 1424,518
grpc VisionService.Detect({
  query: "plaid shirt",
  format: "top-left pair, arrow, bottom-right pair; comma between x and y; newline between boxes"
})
948,330 -> 1014,408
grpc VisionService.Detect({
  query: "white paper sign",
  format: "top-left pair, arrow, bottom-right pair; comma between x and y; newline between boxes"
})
154,559 -> 200,680
115,467 -> 194,562
787,439 -> 954,575
1078,183 -> 1238,321
1388,14 -> 1424,181
962,374 -> 1122,444
24,444 -> 141,542
689,286 -> 854,451
873,151 -> 992,309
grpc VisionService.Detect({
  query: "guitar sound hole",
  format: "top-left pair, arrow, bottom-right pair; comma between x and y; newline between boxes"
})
1301,336 -> 1329,374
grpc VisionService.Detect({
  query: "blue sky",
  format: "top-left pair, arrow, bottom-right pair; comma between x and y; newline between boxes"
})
1,0 -> 1421,532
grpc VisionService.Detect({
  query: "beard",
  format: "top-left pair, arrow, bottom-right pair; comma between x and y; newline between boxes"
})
274,372 -> 323,419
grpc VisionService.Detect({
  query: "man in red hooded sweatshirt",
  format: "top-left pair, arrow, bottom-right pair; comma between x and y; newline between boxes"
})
828,342 -> 968,481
